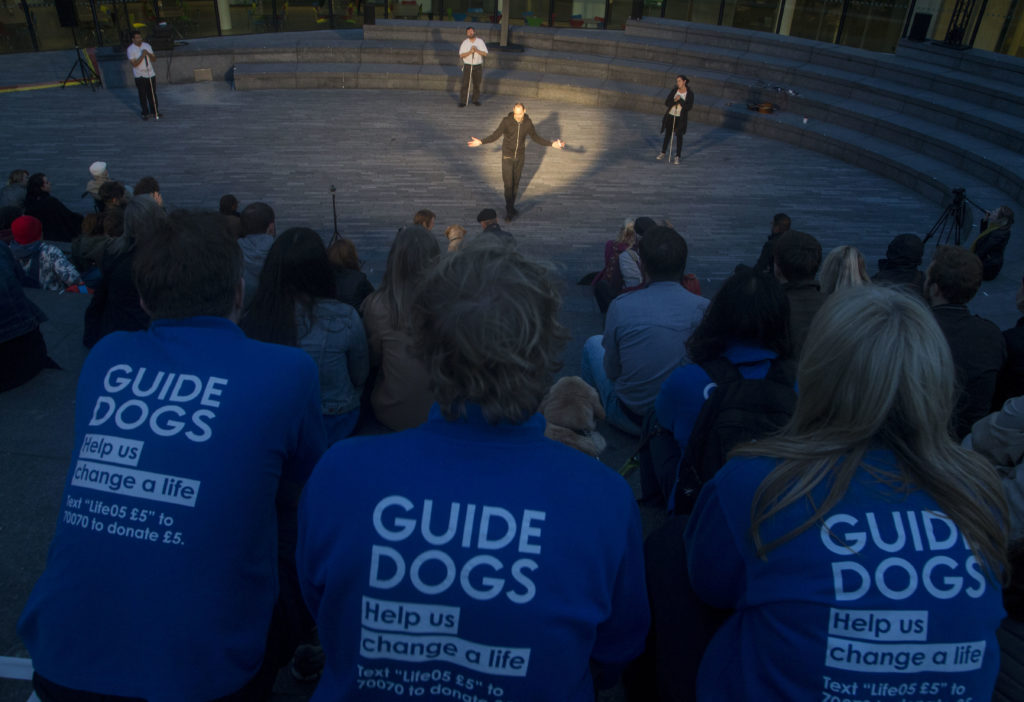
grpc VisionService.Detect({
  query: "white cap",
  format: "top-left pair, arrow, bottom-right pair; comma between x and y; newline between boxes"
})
89,161 -> 107,177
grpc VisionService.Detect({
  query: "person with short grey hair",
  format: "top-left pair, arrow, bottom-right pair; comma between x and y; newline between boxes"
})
297,237 -> 650,700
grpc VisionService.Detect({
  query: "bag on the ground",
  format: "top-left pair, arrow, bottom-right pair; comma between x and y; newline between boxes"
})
672,356 -> 797,514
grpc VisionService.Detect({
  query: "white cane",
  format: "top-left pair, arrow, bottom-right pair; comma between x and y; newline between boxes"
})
669,115 -> 677,162
148,76 -> 159,120
465,61 -> 473,108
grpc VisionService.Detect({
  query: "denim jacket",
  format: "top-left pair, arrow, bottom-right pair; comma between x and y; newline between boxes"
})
297,299 -> 369,415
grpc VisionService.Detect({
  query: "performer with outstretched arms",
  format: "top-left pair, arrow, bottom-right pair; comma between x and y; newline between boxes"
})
468,102 -> 564,222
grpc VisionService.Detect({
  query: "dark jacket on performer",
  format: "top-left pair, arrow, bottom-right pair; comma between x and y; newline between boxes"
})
480,113 -> 552,160
660,88 -> 694,135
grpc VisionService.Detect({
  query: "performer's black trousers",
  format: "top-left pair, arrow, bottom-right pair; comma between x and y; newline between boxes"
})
502,156 -> 525,215
135,76 -> 158,116
661,123 -> 684,157
460,64 -> 482,104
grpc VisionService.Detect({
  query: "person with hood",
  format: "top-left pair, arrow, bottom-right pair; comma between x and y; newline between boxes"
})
872,233 -> 925,294
467,102 -> 565,222
8,215 -> 83,292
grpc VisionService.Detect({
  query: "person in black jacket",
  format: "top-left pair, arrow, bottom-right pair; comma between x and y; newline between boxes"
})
23,173 -> 83,243
467,102 -> 565,222
658,75 -> 694,164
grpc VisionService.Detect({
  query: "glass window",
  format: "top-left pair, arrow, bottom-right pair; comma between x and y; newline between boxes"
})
836,0 -> 906,52
724,0 -> 780,32
785,0 -> 843,42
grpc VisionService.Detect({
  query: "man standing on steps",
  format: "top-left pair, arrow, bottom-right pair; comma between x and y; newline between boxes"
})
467,102 -> 565,222
127,30 -> 160,120
458,26 -> 488,107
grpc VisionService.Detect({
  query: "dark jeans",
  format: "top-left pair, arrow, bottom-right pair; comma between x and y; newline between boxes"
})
501,156 -> 525,215
134,76 -> 158,116
459,63 -> 482,104
622,515 -> 730,702
660,125 -> 684,157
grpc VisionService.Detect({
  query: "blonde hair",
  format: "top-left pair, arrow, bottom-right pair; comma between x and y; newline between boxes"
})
444,224 -> 466,253
735,286 -> 1007,581
820,245 -> 870,294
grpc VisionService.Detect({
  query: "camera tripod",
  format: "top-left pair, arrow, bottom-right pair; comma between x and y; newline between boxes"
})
923,187 -> 983,246
62,26 -> 101,91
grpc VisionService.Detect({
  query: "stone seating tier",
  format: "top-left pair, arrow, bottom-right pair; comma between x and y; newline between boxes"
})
99,20 -> 1024,207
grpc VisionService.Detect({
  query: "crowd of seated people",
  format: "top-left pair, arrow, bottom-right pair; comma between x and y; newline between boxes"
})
3,165 -> 1024,702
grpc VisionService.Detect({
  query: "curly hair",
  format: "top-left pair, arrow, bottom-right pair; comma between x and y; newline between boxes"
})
410,237 -> 569,425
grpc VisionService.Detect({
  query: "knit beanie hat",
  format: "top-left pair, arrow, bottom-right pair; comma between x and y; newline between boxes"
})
89,161 -> 107,177
11,215 -> 43,245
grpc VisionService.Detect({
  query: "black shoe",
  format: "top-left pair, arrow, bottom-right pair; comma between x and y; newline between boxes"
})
458,103 -> 465,108
473,101 -> 481,106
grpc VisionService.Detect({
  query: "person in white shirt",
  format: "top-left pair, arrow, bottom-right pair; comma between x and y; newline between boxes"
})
457,26 -> 488,107
126,30 -> 159,120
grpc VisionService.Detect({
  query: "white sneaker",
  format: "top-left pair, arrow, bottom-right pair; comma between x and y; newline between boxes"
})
656,153 -> 665,161
672,156 -> 680,165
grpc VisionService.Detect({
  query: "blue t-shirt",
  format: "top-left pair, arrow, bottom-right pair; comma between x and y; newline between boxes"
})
19,316 -> 327,701
685,450 -> 1005,701
297,406 -> 650,701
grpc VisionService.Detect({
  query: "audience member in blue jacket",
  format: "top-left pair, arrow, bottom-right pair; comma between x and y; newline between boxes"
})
684,286 -> 1009,701
297,237 -> 650,701
656,266 -> 792,460
19,211 -> 327,702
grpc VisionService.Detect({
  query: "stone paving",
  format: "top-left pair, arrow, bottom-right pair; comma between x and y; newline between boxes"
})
2,46 -> 1023,702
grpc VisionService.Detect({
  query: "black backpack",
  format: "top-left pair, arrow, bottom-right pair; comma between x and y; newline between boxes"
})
671,356 -> 797,513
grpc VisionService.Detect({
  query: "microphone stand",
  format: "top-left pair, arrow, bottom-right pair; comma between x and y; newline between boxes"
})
329,184 -> 340,246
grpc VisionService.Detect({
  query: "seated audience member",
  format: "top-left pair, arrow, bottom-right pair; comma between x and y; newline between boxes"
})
772,229 -> 824,357
132,176 -> 163,208
443,224 -> 466,252
592,216 -> 654,314
872,233 -> 925,293
244,228 -> 369,444
0,243 -> 55,392
582,226 -> 708,435
412,208 -> 436,230
238,201 -> 276,309
82,195 -> 166,348
102,206 -> 124,240
98,181 -> 129,214
682,285 -> 1008,701
972,205 -> 1013,282
361,226 -> 439,431
8,216 -> 83,292
0,169 -> 29,210
19,211 -> 327,702
84,162 -> 112,210
926,245 -> 1006,438
24,173 -> 83,243
326,236 -> 374,311
654,267 -> 792,509
219,194 -> 240,218
477,207 -> 511,241
752,212 -> 791,274
297,237 -> 649,700
71,214 -> 109,287
0,206 -> 20,244
819,244 -> 870,294
996,276 -> 1024,408
964,397 -> 1024,541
